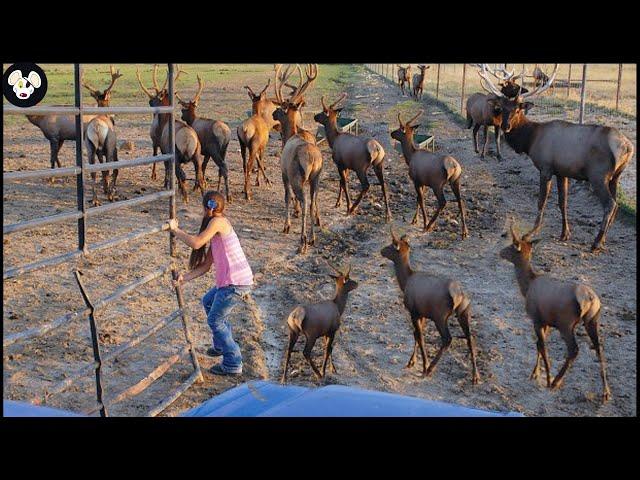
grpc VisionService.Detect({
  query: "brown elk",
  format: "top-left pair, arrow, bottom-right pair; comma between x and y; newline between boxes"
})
136,64 -> 181,182
500,221 -> 611,403
176,74 -> 232,201
272,64 -> 322,253
82,66 -> 123,206
313,93 -> 392,222
412,65 -> 430,99
281,262 -> 358,383
478,63 -> 634,252
532,65 -> 550,89
237,79 -> 273,200
381,228 -> 479,384
466,65 -> 528,160
391,110 -> 468,238
397,65 -> 412,95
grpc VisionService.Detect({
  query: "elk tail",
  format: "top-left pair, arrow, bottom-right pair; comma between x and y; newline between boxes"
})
450,281 -> 471,317
366,139 -> 385,166
576,285 -> 601,326
443,156 -> 462,183
286,306 -> 306,334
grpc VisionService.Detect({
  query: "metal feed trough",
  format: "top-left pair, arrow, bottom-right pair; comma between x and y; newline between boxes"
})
2,64 -> 203,417
393,133 -> 435,154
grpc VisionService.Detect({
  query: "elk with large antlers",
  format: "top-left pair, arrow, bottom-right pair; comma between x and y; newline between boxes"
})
381,228 -> 480,384
412,65 -> 430,100
477,63 -> 634,252
465,65 -> 528,160
82,66 -> 123,206
272,64 -> 322,253
500,221 -> 611,402
314,93 -> 392,222
177,75 -> 232,201
391,110 -> 468,238
281,262 -> 358,383
397,65 -> 412,96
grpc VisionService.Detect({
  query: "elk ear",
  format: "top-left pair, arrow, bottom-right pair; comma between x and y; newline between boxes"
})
411,124 -> 421,130
8,70 -> 22,86
521,101 -> 534,113
27,71 -> 42,88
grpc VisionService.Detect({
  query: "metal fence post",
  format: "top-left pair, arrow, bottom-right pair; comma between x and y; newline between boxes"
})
168,64 -> 177,257
74,64 -> 87,254
579,64 -> 588,124
567,64 -> 572,99
436,64 -> 440,99
460,64 -> 467,114
615,64 -> 623,112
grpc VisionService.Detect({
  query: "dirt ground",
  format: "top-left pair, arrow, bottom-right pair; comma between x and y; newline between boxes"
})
2,65 -> 636,417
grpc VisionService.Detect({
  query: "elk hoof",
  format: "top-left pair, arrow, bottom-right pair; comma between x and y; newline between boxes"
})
550,377 -> 564,390
530,370 -> 540,381
461,229 -> 469,240
496,154 -> 503,161
283,225 -> 290,234
590,243 -> 606,254
560,231 -> 571,242
385,212 -> 392,223
602,387 -> 612,403
91,198 -> 101,207
411,218 -> 418,225
472,373 -> 480,385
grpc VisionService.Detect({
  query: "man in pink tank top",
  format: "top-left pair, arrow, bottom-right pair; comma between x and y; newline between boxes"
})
169,191 -> 253,376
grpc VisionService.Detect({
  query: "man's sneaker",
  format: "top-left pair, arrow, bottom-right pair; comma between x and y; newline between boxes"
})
209,364 -> 242,376
206,347 -> 223,357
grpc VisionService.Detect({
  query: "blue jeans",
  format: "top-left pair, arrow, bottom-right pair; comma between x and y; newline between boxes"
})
202,285 -> 251,372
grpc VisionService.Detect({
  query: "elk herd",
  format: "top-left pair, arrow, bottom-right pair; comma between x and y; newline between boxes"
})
21,63 -> 633,406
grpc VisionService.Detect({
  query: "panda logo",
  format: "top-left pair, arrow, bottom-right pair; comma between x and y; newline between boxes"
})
8,70 -> 41,99
3,63 -> 48,107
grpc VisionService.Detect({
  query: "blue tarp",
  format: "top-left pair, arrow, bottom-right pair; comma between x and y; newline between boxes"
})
3,400 -> 83,417
183,381 -> 523,417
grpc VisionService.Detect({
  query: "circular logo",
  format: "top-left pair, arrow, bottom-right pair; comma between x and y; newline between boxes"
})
3,63 -> 48,107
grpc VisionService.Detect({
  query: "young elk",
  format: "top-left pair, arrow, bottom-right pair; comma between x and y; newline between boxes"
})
465,65 -> 527,160
237,79 -> 274,199
82,66 -> 123,206
478,64 -> 634,252
272,64 -> 322,253
281,262 -> 358,383
500,221 -> 611,403
381,228 -> 480,384
412,65 -> 430,100
177,74 -> 232,201
391,111 -> 468,238
314,93 -> 392,222
397,65 -> 412,96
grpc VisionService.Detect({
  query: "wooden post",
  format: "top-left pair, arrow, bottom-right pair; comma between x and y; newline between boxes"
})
615,64 -> 623,112
74,270 -> 108,417
567,64 -> 572,98
460,64 -> 467,114
579,64 -> 588,124
436,64 -> 441,99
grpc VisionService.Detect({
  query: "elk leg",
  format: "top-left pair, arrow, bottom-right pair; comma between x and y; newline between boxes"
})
523,171 -> 553,241
412,184 -> 425,226
163,158 -> 171,190
557,176 -> 571,241
551,327 -> 579,391
348,169 -> 370,216
424,187 -> 446,233
494,126 -> 503,160
312,174 -> 322,228
322,333 -> 336,378
533,323 -> 552,387
591,179 -> 617,252
256,147 -> 271,187
309,180 -> 318,246
282,173 -> 292,234
176,161 -> 189,204
450,178 -> 469,239
373,162 -> 392,222
294,183 -> 307,254
151,145 -> 158,181
281,330 -> 299,384
303,336 -> 322,380
480,125 -> 489,159
426,316 -> 452,378
335,166 -> 345,208
472,124 -> 480,154
584,314 -> 611,403
244,148 -> 254,201
406,315 -> 421,369
607,171 -> 622,228
457,305 -> 479,384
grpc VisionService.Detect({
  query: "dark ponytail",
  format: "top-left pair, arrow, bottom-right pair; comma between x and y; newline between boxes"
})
188,190 -> 226,270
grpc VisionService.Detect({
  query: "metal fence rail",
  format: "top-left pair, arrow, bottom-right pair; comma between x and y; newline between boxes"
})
3,63 -> 203,417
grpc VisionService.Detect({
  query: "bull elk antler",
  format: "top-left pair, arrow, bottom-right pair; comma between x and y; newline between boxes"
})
398,109 -> 424,129
321,92 -> 347,112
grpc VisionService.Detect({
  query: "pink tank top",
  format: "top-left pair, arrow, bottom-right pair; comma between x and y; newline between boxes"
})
210,222 -> 254,288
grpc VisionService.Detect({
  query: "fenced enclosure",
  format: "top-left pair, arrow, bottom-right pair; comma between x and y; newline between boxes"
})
2,64 -> 203,416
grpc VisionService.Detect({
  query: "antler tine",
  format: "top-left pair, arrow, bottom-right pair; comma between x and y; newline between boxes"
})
520,64 -> 558,100
390,225 -> 399,243
193,74 -> 205,105
329,92 -> 347,110
273,63 -> 285,104
244,85 -> 257,97
321,95 -> 328,111
292,64 -> 318,104
160,65 -> 188,93
80,70 -> 100,96
407,109 -> 424,127
104,65 -> 123,94
136,68 -> 155,98
258,78 -> 271,97
345,263 -> 351,277
325,258 -> 343,275
175,91 -> 188,106
477,64 -> 505,97
151,64 -> 160,92
397,112 -> 404,128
